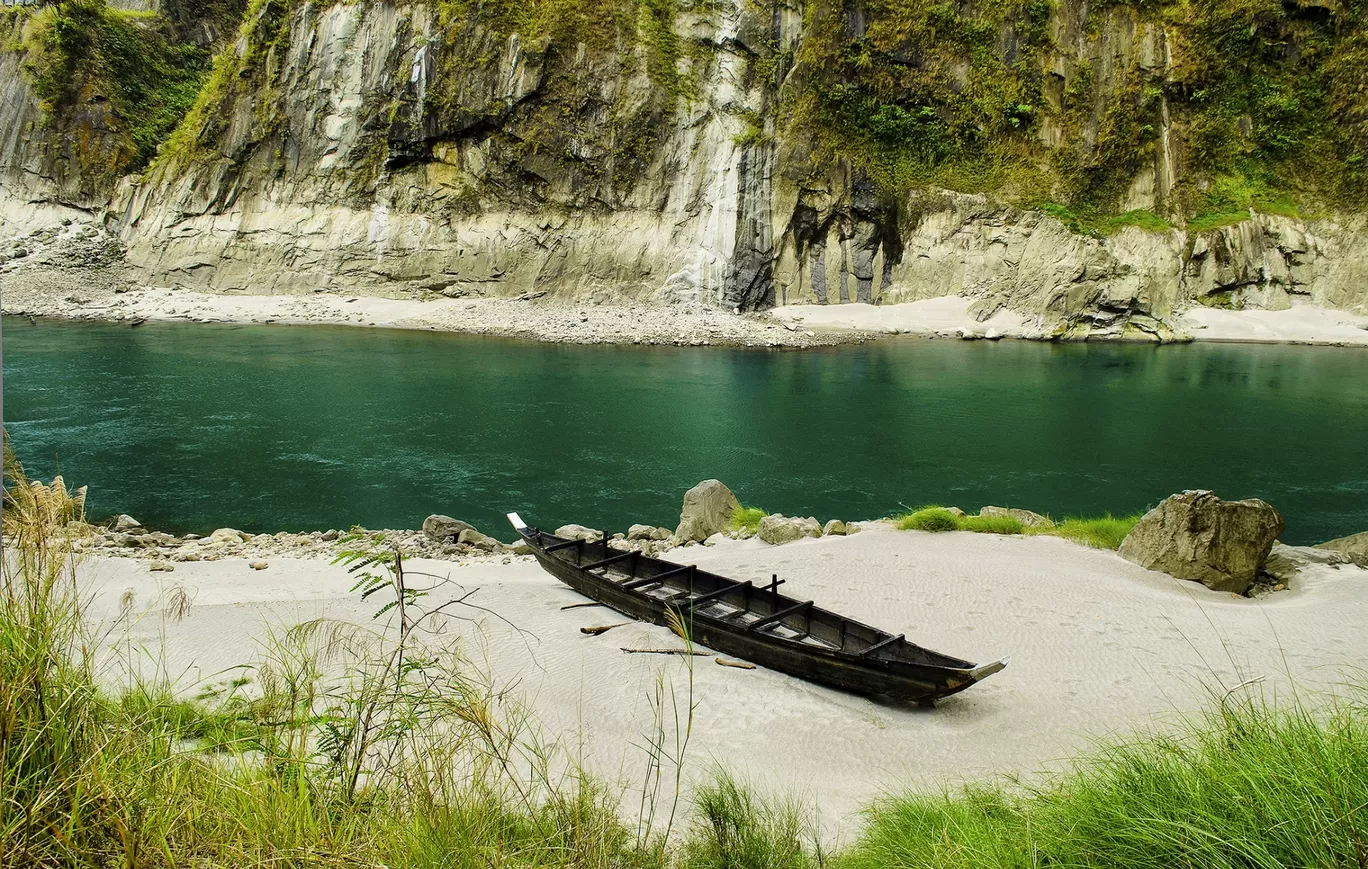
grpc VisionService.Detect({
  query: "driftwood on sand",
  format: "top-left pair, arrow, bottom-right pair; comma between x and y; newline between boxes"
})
619,648 -> 710,657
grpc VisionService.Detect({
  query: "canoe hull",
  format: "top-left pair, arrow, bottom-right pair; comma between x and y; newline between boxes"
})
529,545 -> 1000,703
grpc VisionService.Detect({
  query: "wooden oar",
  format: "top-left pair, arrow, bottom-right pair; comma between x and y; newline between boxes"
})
581,623 -> 631,636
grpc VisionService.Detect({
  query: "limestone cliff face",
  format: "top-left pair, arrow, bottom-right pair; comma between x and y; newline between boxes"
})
111,0 -> 784,308
3,0 -> 1366,329
0,17 -> 121,231
839,200 -> 1368,339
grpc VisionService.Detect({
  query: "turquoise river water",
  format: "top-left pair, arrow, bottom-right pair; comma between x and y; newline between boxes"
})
3,317 -> 1366,545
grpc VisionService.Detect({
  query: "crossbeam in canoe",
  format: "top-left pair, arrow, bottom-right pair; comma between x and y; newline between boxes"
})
670,579 -> 753,609
747,600 -> 813,632
622,563 -> 694,590
543,538 -> 584,554
859,633 -> 905,657
583,550 -> 637,572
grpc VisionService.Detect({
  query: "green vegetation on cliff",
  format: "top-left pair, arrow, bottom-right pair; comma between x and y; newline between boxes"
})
11,0 -> 1368,230
18,0 -> 217,178
788,0 -> 1368,227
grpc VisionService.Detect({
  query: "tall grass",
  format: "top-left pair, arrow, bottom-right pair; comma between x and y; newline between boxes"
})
683,773 -> 815,869
1043,512 -> 1144,550
894,504 -> 1143,550
843,696 -> 1368,869
894,507 -> 1026,536
0,447 -> 669,866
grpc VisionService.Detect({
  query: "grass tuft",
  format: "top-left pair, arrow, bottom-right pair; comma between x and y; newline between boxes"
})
895,506 -> 961,532
844,696 -> 1368,869
1040,513 -> 1144,550
683,773 -> 813,869
730,506 -> 767,534
895,507 -> 1025,535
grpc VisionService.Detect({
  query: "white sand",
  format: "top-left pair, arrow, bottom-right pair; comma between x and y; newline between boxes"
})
772,297 -> 1033,338
80,524 -> 1368,836
1179,302 -> 1368,345
775,297 -> 1368,345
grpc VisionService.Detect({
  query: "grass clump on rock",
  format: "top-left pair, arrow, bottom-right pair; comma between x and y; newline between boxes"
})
730,505 -> 768,534
20,0 -> 215,177
843,696 -> 1368,869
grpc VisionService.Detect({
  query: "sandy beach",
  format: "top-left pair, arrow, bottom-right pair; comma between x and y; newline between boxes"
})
773,297 -> 1368,347
80,523 -> 1368,838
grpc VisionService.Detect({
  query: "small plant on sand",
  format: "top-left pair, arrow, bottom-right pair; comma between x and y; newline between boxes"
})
895,506 -> 962,532
957,515 -> 1026,535
636,605 -> 700,854
731,506 -> 767,534
895,507 -> 1024,535
1040,513 -> 1143,550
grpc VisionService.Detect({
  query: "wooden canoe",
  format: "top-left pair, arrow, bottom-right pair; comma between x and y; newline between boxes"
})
508,513 -> 1006,704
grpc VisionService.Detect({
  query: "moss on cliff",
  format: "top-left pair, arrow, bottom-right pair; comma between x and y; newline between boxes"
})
788,0 -> 1368,229
423,0 -> 689,202
19,0 -> 215,180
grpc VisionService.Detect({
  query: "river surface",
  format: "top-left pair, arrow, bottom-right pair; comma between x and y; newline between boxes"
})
3,317 -> 1366,544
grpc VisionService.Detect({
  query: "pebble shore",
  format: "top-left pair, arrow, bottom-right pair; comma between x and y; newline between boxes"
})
1,221 -> 863,349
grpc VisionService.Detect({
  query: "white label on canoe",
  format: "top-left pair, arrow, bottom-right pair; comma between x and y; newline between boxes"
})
507,512 -> 526,530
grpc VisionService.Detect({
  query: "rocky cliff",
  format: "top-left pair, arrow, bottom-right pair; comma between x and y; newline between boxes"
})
3,0 -> 1367,334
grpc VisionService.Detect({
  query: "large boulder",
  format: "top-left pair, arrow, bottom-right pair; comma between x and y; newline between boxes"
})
1315,530 -> 1368,567
423,514 -> 475,542
674,480 -> 742,542
979,506 -> 1053,528
757,514 -> 822,545
1118,490 -> 1284,594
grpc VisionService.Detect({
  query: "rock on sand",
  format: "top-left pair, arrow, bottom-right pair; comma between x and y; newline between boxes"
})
675,480 -> 742,542
1118,490 -> 1283,594
422,514 -> 475,542
758,514 -> 822,545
